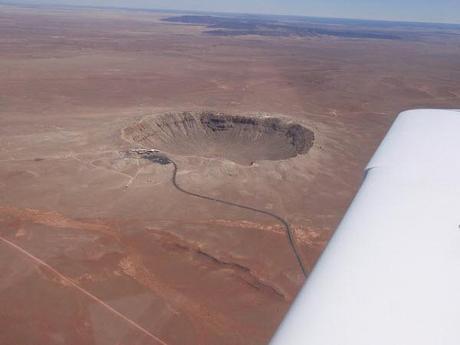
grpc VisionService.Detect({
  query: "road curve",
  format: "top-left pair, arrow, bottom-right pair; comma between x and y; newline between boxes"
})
168,158 -> 307,278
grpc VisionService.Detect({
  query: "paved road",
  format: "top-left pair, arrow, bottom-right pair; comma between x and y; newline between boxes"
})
168,158 -> 307,278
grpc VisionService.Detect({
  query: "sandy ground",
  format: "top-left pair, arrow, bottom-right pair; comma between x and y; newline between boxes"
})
1,5 -> 460,345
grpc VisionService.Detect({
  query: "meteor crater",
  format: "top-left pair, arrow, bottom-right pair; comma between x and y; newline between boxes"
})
123,112 -> 315,165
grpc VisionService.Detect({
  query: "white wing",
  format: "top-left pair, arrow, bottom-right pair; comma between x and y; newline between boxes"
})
270,109 -> 460,345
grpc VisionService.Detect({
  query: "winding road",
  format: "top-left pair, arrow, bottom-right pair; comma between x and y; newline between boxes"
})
162,156 -> 307,278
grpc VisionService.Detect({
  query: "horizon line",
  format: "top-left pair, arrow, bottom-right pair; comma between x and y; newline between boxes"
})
1,1 -> 460,26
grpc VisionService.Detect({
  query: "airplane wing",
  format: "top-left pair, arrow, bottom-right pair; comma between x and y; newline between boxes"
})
270,109 -> 460,345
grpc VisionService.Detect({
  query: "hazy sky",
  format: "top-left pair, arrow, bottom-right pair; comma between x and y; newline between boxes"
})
3,0 -> 460,24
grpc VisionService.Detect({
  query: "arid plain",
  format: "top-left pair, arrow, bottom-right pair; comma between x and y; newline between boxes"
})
1,5 -> 460,345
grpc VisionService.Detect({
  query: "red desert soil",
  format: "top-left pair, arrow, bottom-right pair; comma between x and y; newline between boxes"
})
1,5 -> 460,345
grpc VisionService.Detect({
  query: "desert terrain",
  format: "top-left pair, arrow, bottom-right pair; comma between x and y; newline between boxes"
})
1,4 -> 460,345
